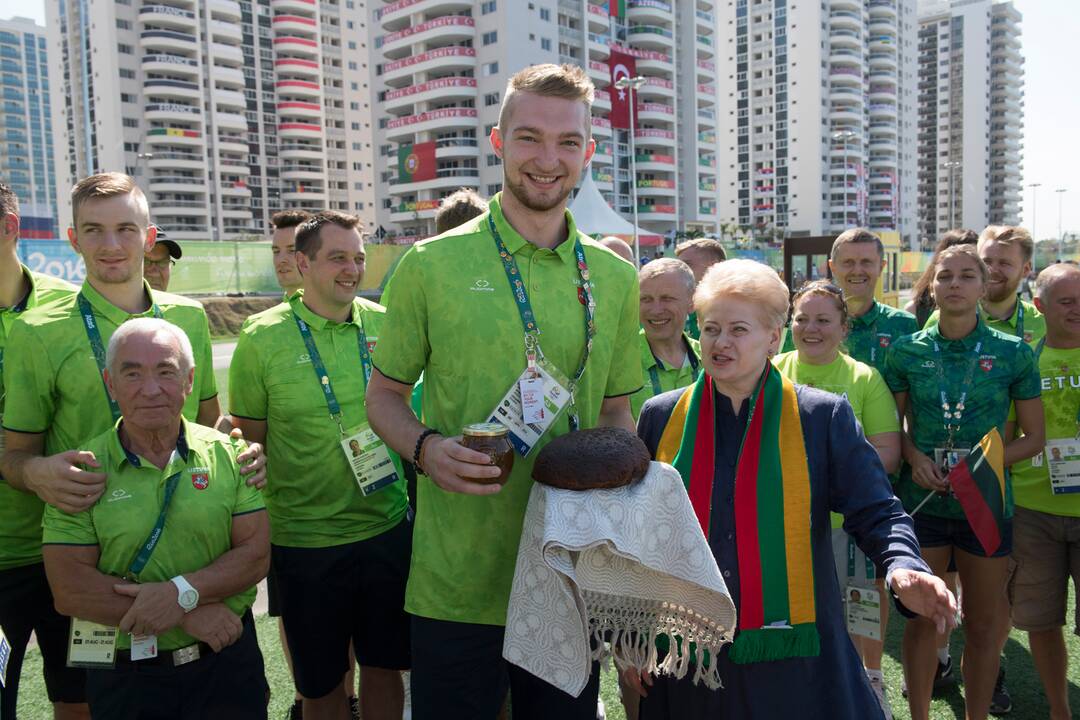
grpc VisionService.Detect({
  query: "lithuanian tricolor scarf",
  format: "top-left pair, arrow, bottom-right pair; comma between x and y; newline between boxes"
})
656,364 -> 819,663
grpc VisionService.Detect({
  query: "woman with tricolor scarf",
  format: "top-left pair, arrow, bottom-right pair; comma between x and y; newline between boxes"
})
631,259 -> 957,719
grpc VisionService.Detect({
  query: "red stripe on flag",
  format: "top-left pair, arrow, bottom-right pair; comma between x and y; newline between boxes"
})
949,461 -> 1002,557
735,384 -> 766,630
687,376 -> 715,535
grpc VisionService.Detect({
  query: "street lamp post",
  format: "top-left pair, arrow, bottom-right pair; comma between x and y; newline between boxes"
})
616,74 -> 646,263
1056,188 -> 1068,262
941,160 -> 961,232
1028,182 -> 1042,242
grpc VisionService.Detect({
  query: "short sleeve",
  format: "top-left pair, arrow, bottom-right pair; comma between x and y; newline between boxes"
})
227,437 -> 265,516
372,248 -> 429,385
42,502 -> 98,546
604,270 -> 644,398
2,319 -> 56,433
194,311 -> 218,402
881,342 -> 909,393
1010,342 -> 1041,401
228,328 -> 268,421
859,369 -> 901,436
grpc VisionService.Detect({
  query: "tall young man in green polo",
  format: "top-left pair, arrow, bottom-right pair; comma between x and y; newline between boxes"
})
0,184 -> 84,719
230,212 -> 411,720
270,210 -> 310,299
366,64 -> 642,719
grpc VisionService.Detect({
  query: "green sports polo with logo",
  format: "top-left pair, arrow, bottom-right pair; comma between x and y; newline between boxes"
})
0,267 -> 77,571
883,319 -> 1041,519
42,419 -> 264,651
845,301 -> 918,373
2,280 -> 216,569
1010,345 -> 1080,517
629,328 -> 700,420
925,297 -> 1045,347
373,192 -> 642,626
229,296 -> 408,548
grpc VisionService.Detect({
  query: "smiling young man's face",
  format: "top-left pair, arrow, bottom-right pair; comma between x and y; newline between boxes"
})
491,91 -> 595,214
69,193 -> 155,286
829,241 -> 884,304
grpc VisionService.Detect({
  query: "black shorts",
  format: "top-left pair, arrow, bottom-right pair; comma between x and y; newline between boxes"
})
0,562 -> 87,715
265,562 -> 283,618
914,512 -> 1013,558
85,612 -> 267,719
272,517 -> 412,699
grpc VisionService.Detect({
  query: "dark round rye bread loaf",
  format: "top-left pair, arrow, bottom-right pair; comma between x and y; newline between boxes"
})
532,427 -> 651,490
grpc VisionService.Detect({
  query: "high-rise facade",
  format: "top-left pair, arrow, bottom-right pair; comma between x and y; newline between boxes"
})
46,0 -> 377,240
916,0 -> 1022,246
370,0 -> 719,242
715,0 -> 918,246
0,16 -> 58,239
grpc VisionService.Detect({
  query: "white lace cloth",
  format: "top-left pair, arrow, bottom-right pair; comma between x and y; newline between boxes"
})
503,461 -> 737,697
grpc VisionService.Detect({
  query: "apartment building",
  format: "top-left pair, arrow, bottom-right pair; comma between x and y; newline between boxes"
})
714,0 -> 919,246
46,0 -> 377,240
0,16 -> 58,239
916,0 -> 1022,246
370,0 -> 720,241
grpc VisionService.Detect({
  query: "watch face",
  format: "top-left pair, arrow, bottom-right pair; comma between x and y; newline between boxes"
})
179,589 -> 198,607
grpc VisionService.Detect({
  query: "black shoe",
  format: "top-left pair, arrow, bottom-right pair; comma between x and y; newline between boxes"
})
349,696 -> 361,720
932,656 -> 956,693
990,666 -> 1012,715
287,699 -> 303,720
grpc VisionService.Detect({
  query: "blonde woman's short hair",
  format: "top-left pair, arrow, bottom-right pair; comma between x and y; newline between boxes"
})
694,259 -> 789,330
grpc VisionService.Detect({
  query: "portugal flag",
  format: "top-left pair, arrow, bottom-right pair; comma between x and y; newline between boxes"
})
609,49 -> 637,129
945,428 -> 1008,556
397,141 -> 437,182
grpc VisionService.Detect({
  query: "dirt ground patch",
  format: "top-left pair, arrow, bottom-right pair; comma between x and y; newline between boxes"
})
201,295 -> 279,337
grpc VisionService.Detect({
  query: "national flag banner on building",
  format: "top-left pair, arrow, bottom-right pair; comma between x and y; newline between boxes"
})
945,428 -> 1007,556
608,0 -> 626,18
609,49 -> 637,129
397,141 -> 437,182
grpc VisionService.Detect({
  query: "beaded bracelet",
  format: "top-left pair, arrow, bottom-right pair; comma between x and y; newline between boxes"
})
413,428 -> 440,475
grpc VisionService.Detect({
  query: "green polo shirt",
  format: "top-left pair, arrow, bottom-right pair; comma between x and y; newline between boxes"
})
373,192 -> 642,626
42,419 -> 263,651
846,301 -> 918,373
2,281 -> 216,570
684,312 -> 699,341
629,328 -> 700,420
229,296 -> 408,548
1010,344 -> 1080,517
926,297 -> 1045,347
0,267 -> 77,571
883,319 -> 1041,519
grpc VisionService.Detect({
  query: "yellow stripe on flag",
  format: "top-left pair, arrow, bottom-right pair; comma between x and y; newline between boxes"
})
979,428 -> 1006,500
778,376 -> 815,624
656,386 -> 693,464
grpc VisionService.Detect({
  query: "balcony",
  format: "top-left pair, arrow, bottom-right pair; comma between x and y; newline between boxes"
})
276,79 -> 320,99
380,15 -> 475,56
635,179 -> 677,197
209,19 -> 242,43
634,128 -> 675,148
637,203 -> 676,222
145,102 -> 201,122
587,61 -> 609,86
274,35 -> 319,57
271,0 -> 317,14
384,107 -> 477,140
273,14 -> 317,35
142,52 -> 199,77
278,122 -> 323,139
381,46 -> 476,84
639,76 -> 675,100
390,166 -> 481,194
149,175 -> 206,192
628,24 -> 674,51
696,59 -> 716,79
278,100 -> 321,119
279,142 -> 324,160
147,151 -> 204,170
633,152 -> 676,172
275,57 -> 320,78
281,164 -> 324,181
830,10 -> 863,32
586,3 -> 610,31
216,134 -> 248,154
146,126 -> 204,147
627,0 -> 673,25
144,78 -> 201,100
209,0 -> 242,20
140,29 -> 197,53
382,76 -> 477,113
211,42 -> 244,65
636,102 -> 674,123
151,199 -> 207,216
435,136 -> 479,160
591,116 -> 612,137
215,111 -> 247,131
378,0 -> 473,29
138,5 -> 196,31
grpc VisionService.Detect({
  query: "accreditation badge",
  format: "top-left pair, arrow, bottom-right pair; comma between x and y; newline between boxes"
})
1045,438 -> 1080,494
933,447 -> 970,479
130,634 -> 158,661
0,624 -> 11,687
488,358 -> 571,457
67,618 -> 117,669
844,584 -> 882,641
340,424 -> 399,497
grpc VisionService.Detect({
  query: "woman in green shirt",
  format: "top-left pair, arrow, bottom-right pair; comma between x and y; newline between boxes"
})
773,279 -> 900,716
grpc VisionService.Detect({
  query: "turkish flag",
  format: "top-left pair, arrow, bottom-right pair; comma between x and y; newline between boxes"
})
609,50 -> 637,129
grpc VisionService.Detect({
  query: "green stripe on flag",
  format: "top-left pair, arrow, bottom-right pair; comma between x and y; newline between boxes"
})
756,370 -> 790,625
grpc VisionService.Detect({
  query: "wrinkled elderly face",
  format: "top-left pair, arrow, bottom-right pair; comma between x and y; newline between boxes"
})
105,329 -> 193,431
143,243 -> 172,292
697,295 -> 780,390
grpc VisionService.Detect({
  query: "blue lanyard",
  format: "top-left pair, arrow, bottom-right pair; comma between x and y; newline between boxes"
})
77,292 -> 162,423
292,303 -> 371,432
1015,297 -> 1025,339
489,215 -> 595,431
126,465 -> 183,580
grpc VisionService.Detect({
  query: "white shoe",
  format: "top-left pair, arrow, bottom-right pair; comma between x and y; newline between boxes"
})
597,697 -> 606,720
867,672 -> 892,720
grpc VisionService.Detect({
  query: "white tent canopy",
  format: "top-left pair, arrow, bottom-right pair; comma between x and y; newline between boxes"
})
569,172 -> 660,244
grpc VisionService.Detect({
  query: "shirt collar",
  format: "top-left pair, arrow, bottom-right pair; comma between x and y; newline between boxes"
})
992,295 -> 1023,329
80,279 -> 157,325
8,264 -> 35,313
290,294 -> 361,331
113,417 -> 191,470
641,328 -> 697,371
926,315 -> 988,349
487,192 -> 581,262
850,300 -> 881,329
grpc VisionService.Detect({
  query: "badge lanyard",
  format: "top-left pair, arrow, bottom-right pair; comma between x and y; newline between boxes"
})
1015,297 -> 1025,340
933,338 -> 983,450
847,536 -> 874,580
863,303 -> 881,366
489,215 -> 595,431
293,308 -> 372,436
77,292 -> 163,423
648,342 -> 700,396
125,466 -> 183,581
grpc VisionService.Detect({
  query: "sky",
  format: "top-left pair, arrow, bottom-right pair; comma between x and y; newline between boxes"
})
6,0 -> 1078,239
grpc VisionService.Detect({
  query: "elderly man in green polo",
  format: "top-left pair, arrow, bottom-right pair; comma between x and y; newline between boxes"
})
41,318 -> 270,719
629,258 -> 700,420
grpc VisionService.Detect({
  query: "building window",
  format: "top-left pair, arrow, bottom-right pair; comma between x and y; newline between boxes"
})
484,92 -> 500,106
482,31 -> 498,45
116,19 -> 131,29
487,184 -> 500,196
118,43 -> 133,54
540,8 -> 551,21
483,62 -> 499,76
119,68 -> 135,79
481,1 -> 496,13
541,37 -> 551,51
487,154 -> 501,166
122,118 -> 138,128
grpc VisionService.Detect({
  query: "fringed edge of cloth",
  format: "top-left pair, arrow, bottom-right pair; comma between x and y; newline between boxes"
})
582,589 -> 732,691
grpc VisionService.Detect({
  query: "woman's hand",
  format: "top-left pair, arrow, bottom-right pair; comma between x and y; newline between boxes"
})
908,448 -> 948,492
619,665 -> 654,698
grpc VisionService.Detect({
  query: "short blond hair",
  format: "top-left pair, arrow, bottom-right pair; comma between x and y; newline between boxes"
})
694,259 -> 789,330
978,225 -> 1034,263
498,64 -> 594,137
675,237 -> 726,263
639,258 -> 695,294
71,172 -> 149,229
1035,262 -> 1080,300
830,228 -> 883,259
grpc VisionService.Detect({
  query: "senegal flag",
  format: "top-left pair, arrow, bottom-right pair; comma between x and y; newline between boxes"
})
945,428 -> 1008,556
397,141 -> 437,182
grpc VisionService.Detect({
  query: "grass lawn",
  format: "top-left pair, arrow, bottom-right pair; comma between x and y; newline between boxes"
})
14,586 -> 1080,718
214,365 -> 230,414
